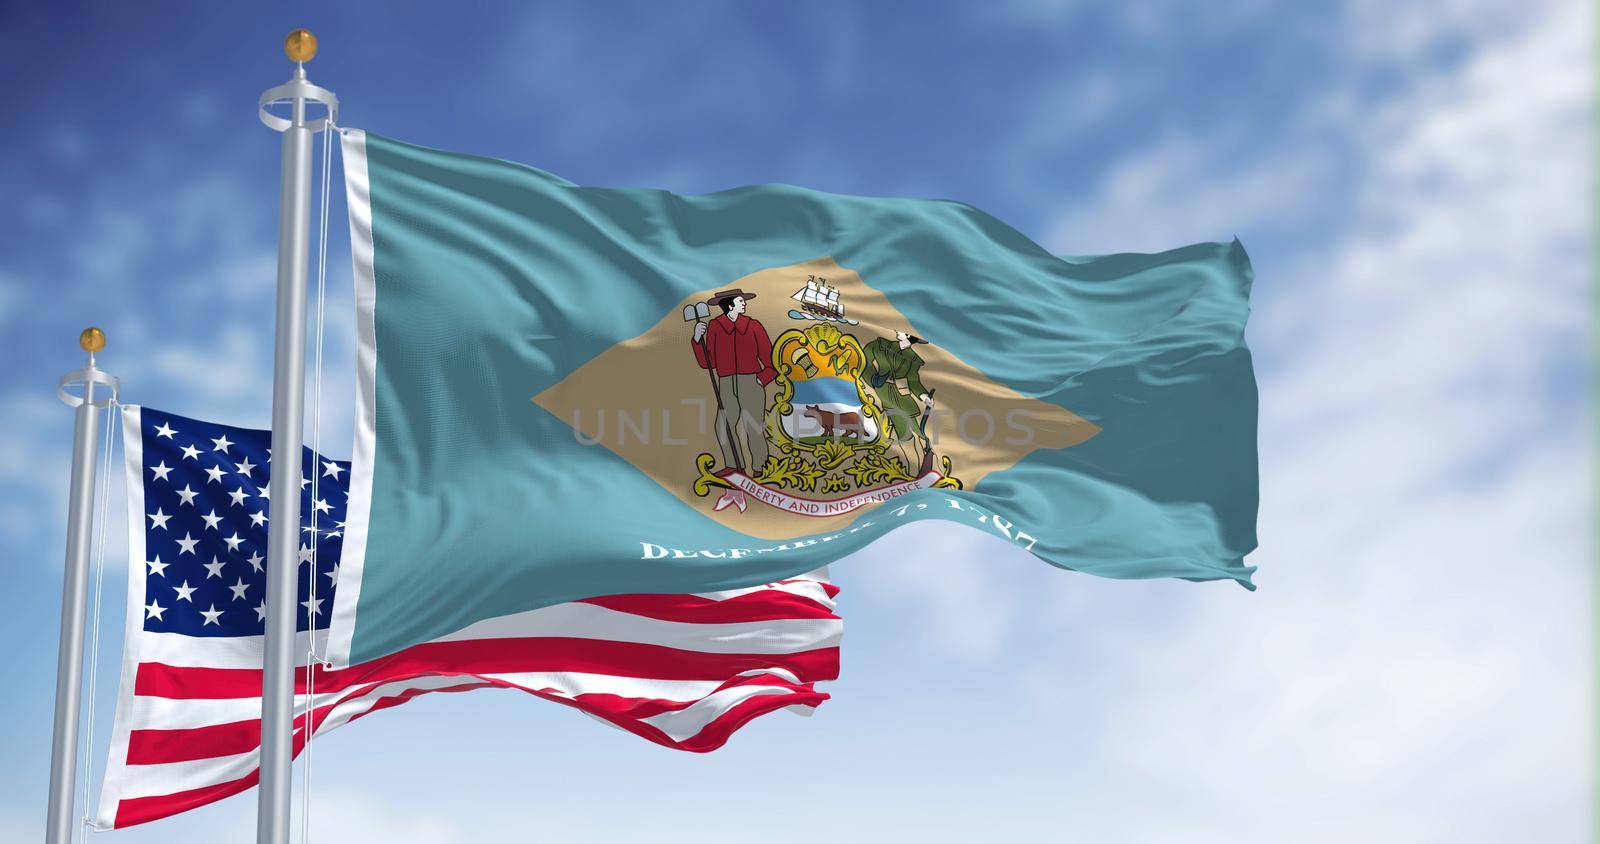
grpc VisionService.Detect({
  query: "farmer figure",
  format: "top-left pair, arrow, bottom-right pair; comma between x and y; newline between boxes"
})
690,289 -> 777,472
864,330 -> 933,443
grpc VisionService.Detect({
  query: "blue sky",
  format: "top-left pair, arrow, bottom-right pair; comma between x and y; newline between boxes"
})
0,1 -> 1590,841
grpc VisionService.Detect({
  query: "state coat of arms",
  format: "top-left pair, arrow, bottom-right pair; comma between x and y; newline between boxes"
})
682,276 -> 962,516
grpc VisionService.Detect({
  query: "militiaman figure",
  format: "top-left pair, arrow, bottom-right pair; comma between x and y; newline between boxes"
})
864,330 -> 933,444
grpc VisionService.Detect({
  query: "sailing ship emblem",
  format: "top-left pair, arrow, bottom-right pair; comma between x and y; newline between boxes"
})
787,275 -> 858,325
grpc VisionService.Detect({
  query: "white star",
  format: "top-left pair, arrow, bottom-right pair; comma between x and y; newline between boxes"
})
175,533 -> 199,555
227,487 -> 248,507
180,444 -> 201,461
147,508 -> 171,530
199,604 -> 224,626
228,578 -> 250,601
302,596 -> 323,618
201,509 -> 223,530
204,464 -> 225,484
153,422 -> 177,439
203,557 -> 226,579
300,475 -> 310,489
146,556 -> 169,578
256,485 -> 270,501
211,434 -> 234,454
175,485 -> 198,506
145,600 -> 166,621
313,497 -> 332,515
326,530 -> 342,539
173,580 -> 197,602
236,456 -> 256,477
324,563 -> 340,585
297,544 -> 315,565
254,601 -> 267,621
246,551 -> 264,572
249,510 -> 267,527
322,460 -> 345,480
150,461 -> 173,482
223,532 -> 244,551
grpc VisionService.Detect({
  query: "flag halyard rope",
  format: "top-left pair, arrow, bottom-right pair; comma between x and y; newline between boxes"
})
299,111 -> 337,844
79,400 -> 118,837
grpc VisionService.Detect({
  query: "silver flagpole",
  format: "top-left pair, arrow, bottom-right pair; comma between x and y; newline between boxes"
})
256,29 -> 337,844
45,327 -> 118,844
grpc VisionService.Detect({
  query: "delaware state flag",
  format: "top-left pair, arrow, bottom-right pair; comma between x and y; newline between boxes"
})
326,129 -> 1259,667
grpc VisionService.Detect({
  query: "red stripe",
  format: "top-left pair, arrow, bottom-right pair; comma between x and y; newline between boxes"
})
513,673 -> 819,723
135,639 -> 840,699
111,583 -> 842,827
126,676 -> 500,765
675,687 -> 828,752
124,669 -> 819,764
112,678 -> 822,826
329,680 -> 499,730
577,589 -> 838,623
115,770 -> 259,829
127,719 -> 260,765
777,578 -> 841,598
114,681 -> 496,828
566,686 -> 829,753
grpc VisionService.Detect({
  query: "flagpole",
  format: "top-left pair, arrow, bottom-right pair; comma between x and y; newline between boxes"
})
45,328 -> 118,844
257,29 -> 336,844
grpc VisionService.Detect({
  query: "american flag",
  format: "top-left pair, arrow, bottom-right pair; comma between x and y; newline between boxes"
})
96,406 -> 842,829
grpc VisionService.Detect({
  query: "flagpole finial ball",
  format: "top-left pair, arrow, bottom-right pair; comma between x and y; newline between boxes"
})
79,327 -> 106,354
284,29 -> 317,63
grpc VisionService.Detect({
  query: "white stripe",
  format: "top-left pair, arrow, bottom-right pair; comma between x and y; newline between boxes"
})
731,666 -> 801,684
432,601 -> 842,653
130,604 -> 838,671
133,629 -> 325,670
471,667 -> 806,703
691,576 -> 835,607
118,667 -> 812,733
118,694 -> 262,731
116,748 -> 259,802
117,664 -> 811,801
640,685 -> 806,743
326,127 -> 374,670
113,673 -> 480,800
118,671 -> 818,801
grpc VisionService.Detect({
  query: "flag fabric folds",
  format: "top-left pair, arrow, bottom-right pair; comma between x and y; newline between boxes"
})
95,407 -> 841,829
328,128 -> 1258,667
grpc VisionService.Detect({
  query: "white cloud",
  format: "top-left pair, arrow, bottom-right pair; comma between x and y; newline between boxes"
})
862,0 -> 1591,840
0,391 -> 76,550
301,792 -> 464,844
1047,130 -> 1333,254
852,521 -> 1025,661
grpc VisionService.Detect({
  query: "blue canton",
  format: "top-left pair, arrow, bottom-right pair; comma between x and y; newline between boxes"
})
138,408 -> 347,637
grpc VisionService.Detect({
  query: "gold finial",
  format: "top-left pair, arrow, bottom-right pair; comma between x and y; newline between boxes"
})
284,29 -> 317,63
79,326 -> 106,355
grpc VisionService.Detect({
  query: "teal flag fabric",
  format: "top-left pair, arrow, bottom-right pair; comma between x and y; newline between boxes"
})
326,128 -> 1259,667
